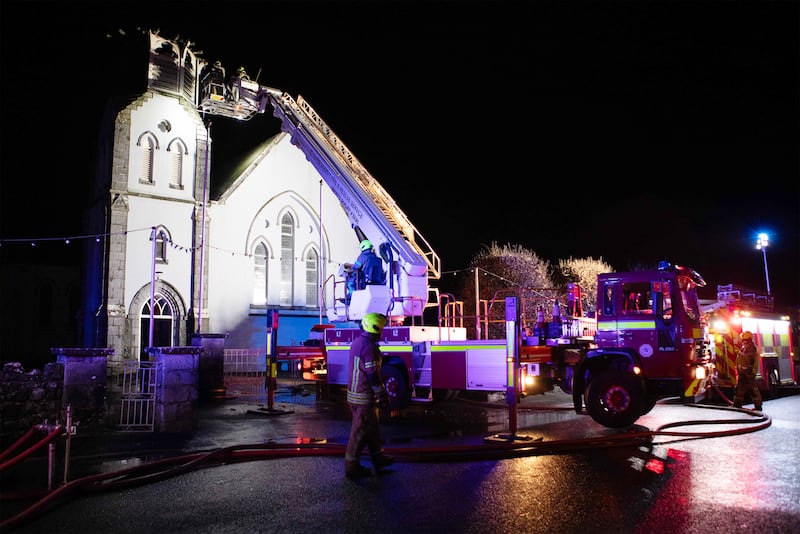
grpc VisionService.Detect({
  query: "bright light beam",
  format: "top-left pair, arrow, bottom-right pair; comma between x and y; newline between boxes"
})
755,232 -> 771,296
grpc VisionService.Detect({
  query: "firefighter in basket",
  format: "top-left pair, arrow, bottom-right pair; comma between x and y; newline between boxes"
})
342,240 -> 386,305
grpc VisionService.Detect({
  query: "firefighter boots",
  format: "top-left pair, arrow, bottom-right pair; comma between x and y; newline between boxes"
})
345,462 -> 372,480
372,454 -> 395,473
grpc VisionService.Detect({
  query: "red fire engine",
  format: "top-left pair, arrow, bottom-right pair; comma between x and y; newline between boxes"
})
276,262 -> 713,429
704,284 -> 798,400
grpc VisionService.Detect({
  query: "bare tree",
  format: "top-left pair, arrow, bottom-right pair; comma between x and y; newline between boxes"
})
445,243 -> 555,338
554,257 -> 615,315
441,246 -> 616,339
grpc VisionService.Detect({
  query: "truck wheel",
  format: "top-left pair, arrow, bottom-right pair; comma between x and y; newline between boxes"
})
640,396 -> 658,415
382,363 -> 411,410
584,372 -> 642,428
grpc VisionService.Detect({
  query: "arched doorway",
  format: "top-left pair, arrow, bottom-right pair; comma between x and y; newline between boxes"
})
139,293 -> 174,361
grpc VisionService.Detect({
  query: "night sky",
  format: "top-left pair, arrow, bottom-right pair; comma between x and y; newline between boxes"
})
1,0 -> 798,307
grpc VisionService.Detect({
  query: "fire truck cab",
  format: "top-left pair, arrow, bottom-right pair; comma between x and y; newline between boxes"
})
570,262 -> 711,427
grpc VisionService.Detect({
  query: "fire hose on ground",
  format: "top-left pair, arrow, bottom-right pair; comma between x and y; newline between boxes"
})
0,402 -> 770,531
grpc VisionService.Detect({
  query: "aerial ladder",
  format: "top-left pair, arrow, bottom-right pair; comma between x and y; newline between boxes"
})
197,68 -> 441,322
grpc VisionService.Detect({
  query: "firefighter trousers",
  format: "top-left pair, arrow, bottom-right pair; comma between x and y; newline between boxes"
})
345,404 -> 384,465
733,370 -> 763,410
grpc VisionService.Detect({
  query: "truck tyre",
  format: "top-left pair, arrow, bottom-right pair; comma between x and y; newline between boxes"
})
382,363 -> 411,410
584,372 -> 642,428
640,396 -> 658,415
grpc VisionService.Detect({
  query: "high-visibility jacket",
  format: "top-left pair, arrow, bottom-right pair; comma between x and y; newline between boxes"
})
736,340 -> 758,374
347,331 -> 385,405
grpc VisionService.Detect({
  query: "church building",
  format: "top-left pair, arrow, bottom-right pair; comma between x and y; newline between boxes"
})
81,31 -> 373,367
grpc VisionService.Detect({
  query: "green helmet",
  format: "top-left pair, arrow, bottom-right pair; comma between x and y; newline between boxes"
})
361,312 -> 387,334
359,239 -> 372,251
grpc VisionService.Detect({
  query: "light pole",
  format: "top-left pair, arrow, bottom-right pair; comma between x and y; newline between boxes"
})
150,226 -> 157,349
756,232 -> 771,296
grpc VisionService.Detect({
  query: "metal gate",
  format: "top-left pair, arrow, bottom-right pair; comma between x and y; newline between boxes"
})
118,360 -> 158,431
224,349 -> 267,400
223,349 -> 316,405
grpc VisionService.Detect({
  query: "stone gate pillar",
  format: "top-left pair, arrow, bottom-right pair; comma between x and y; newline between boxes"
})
51,347 -> 112,432
148,346 -> 201,433
191,333 -> 228,402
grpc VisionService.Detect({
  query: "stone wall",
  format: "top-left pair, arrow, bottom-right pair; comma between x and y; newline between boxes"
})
53,348 -> 112,435
1,343 -> 217,446
0,362 -> 64,446
1,348 -> 115,447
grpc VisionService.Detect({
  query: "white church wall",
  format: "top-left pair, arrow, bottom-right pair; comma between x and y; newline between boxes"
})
207,133 -> 362,347
124,196 -> 195,311
126,93 -> 199,202
119,91 -> 201,318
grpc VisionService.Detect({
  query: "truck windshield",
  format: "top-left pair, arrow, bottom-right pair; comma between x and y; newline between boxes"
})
678,279 -> 701,321
621,282 -> 653,315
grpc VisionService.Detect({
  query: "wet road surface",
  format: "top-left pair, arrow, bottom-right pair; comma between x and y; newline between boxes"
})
2,383 -> 799,533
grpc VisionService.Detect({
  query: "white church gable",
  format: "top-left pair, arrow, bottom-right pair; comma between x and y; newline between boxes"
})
207,132 -> 361,347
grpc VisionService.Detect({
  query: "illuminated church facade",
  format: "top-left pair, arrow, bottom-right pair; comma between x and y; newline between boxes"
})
81,31 -> 362,366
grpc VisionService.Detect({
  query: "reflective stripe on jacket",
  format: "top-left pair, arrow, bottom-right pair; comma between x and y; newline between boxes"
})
735,340 -> 758,374
347,331 -> 384,405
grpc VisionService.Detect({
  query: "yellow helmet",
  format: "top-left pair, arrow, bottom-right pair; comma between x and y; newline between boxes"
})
359,239 -> 372,251
742,331 -> 753,341
361,312 -> 387,334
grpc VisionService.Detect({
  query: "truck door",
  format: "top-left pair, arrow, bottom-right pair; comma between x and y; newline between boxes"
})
650,280 -> 685,377
595,280 -> 619,347
615,280 -> 658,363
652,281 -> 677,347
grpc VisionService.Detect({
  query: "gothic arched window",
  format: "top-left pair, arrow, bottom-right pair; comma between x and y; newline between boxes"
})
137,133 -> 158,185
305,248 -> 318,307
167,139 -> 187,189
253,242 -> 268,305
151,227 -> 170,264
280,213 -> 294,306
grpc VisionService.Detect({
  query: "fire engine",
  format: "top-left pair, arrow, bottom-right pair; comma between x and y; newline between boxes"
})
288,262 -> 713,429
703,284 -> 798,400
197,60 -> 714,429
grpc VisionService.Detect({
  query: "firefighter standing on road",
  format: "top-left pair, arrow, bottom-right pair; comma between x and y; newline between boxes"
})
344,312 -> 395,479
733,331 -> 763,411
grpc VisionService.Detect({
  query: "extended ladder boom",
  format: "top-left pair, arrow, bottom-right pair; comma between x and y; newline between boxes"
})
267,91 -> 440,280
197,70 -> 440,320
